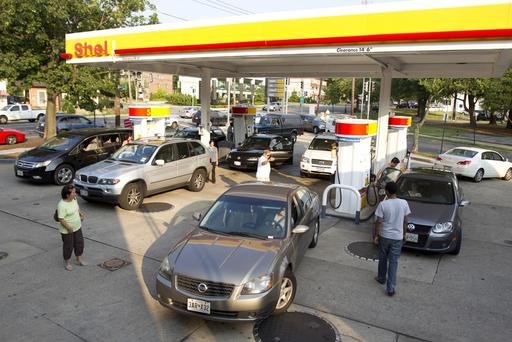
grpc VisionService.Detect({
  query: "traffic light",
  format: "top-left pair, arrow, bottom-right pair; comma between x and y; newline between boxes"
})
300,80 -> 304,89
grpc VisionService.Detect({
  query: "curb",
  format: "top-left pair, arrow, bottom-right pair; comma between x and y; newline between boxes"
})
418,134 -> 512,151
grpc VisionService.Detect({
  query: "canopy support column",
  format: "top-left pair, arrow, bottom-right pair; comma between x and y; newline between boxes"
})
200,68 -> 211,145
374,66 -> 392,173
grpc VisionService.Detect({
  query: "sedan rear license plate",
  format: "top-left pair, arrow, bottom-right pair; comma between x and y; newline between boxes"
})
79,189 -> 88,197
16,170 -> 23,176
405,233 -> 418,243
234,161 -> 241,166
187,298 -> 210,314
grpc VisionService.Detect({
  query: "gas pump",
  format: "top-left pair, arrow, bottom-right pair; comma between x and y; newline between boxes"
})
386,116 -> 412,169
323,119 -> 377,221
128,105 -> 169,139
230,106 -> 256,146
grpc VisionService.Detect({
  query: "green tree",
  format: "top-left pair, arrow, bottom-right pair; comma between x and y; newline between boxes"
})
288,90 -> 300,103
324,78 -> 351,107
392,79 -> 450,152
481,68 -> 512,127
449,78 -> 490,128
150,88 -> 170,101
0,0 -> 157,138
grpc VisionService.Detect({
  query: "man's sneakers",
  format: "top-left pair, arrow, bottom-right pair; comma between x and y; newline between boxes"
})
375,276 -> 385,285
386,289 -> 395,297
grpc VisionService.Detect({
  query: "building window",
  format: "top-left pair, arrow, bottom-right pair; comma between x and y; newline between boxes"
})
38,90 -> 47,106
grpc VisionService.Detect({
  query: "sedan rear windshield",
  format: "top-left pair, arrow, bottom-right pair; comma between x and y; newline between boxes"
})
110,144 -> 157,164
39,136 -> 82,152
397,177 -> 455,205
308,138 -> 336,151
239,137 -> 270,151
200,195 -> 288,239
173,130 -> 198,139
446,149 -> 478,158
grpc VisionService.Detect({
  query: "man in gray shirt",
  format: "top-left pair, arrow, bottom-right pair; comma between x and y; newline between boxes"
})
374,181 -> 411,296
208,141 -> 218,183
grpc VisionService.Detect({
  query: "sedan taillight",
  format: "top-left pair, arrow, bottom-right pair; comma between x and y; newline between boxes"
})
457,160 -> 471,165
436,156 -> 442,161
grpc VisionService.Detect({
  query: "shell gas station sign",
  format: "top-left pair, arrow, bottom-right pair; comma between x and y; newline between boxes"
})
62,1 -> 512,61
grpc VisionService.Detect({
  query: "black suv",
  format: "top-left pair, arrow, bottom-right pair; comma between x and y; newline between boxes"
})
395,168 -> 470,255
15,128 -> 132,185
226,134 -> 294,170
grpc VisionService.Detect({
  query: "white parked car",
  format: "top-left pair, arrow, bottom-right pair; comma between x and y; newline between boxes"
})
324,114 -> 356,133
436,147 -> 512,182
300,133 -> 337,178
180,107 -> 198,119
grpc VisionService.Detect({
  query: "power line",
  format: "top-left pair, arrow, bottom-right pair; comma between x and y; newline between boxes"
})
157,11 -> 188,21
210,0 -> 254,14
191,0 -> 249,16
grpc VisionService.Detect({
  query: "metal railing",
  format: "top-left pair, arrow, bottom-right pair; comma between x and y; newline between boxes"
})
321,184 -> 361,224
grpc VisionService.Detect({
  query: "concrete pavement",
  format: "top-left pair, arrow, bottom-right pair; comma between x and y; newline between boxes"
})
1,156 -> 512,341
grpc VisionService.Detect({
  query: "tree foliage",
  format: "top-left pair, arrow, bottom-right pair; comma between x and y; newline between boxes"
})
0,0 -> 157,137
324,78 -> 351,105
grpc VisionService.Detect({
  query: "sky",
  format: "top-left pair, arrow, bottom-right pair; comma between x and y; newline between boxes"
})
150,0 -> 407,24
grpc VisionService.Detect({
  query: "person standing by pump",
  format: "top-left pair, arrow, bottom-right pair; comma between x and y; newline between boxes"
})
208,141 -> 218,183
57,184 -> 86,271
256,149 -> 274,182
373,181 -> 410,296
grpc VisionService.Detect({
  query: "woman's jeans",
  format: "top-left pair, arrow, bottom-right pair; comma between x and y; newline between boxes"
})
377,236 -> 403,292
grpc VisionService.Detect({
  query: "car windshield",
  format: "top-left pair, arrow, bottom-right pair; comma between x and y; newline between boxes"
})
446,149 -> 478,158
39,136 -> 82,151
239,137 -> 270,151
173,130 -> 198,139
200,195 -> 288,239
110,144 -> 157,164
397,177 -> 455,205
308,138 -> 336,151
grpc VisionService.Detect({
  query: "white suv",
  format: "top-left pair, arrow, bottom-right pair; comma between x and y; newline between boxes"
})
300,134 -> 337,178
74,138 -> 212,210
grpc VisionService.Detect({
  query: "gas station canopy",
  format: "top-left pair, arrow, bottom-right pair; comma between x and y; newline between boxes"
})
63,0 -> 512,79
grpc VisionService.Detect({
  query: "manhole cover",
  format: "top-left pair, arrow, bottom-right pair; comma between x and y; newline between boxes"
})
346,241 -> 379,261
0,251 -> 8,260
138,202 -> 174,213
98,258 -> 131,271
504,240 -> 512,246
254,312 -> 340,342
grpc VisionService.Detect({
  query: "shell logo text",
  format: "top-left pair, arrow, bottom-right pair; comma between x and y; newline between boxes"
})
74,41 -> 108,58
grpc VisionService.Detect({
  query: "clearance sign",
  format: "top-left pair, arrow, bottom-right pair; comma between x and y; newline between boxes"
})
63,1 -> 512,60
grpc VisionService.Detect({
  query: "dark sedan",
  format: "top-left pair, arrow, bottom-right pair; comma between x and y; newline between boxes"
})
155,182 -> 321,321
299,114 -> 326,134
396,168 -> 470,255
37,113 -> 106,137
191,109 -> 228,126
226,134 -> 294,170
170,126 -> 226,146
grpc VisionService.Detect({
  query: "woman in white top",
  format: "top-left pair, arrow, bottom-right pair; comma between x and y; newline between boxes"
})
256,150 -> 274,182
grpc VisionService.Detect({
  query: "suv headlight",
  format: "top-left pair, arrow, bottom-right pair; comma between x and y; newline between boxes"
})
241,275 -> 273,295
432,222 -> 453,233
33,160 -> 51,168
98,178 -> 120,185
301,156 -> 310,163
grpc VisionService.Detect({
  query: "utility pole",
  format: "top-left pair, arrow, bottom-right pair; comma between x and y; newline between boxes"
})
366,77 -> 372,119
360,77 -> 366,118
351,78 -> 355,115
316,78 -> 323,115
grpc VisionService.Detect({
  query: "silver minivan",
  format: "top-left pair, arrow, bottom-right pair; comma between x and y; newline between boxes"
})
73,138 -> 212,210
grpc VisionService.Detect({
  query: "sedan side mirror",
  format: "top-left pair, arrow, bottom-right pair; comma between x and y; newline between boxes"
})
192,212 -> 202,221
460,199 -> 471,207
292,225 -> 309,234
155,159 -> 165,166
